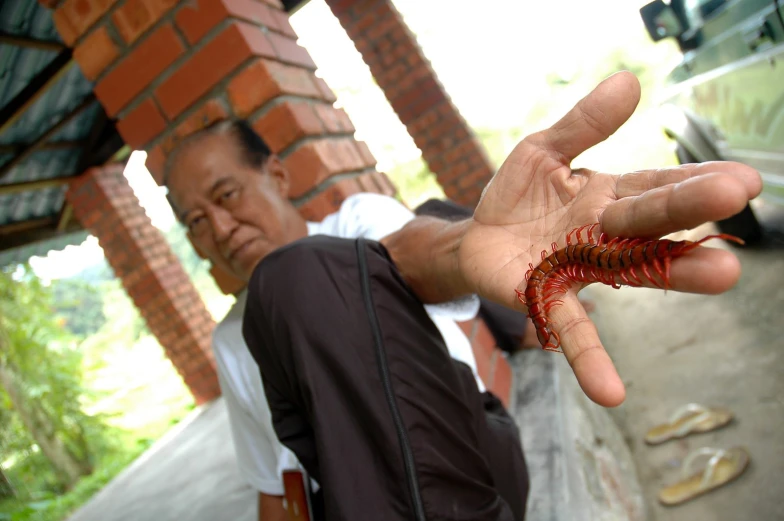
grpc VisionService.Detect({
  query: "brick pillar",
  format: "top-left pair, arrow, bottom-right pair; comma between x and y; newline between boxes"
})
325,0 -> 496,207
43,0 -> 396,295
457,318 -> 513,409
66,165 -> 220,405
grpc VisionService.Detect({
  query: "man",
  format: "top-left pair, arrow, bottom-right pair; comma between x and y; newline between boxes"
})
208,184 -> 520,519
164,71 -> 760,520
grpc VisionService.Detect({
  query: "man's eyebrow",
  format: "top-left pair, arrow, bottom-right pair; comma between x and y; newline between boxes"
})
209,177 -> 234,194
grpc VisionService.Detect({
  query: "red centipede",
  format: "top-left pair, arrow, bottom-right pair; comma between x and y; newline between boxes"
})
515,223 -> 744,353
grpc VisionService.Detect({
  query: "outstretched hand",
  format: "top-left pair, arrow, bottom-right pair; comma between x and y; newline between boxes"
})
459,71 -> 761,407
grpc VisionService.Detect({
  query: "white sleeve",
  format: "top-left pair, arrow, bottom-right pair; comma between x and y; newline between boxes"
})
333,192 -> 416,242
214,354 -> 287,496
334,193 -> 480,320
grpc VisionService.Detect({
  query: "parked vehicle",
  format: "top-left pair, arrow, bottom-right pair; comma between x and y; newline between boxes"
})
640,0 -> 784,245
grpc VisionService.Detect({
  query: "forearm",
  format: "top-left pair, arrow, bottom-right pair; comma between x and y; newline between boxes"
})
380,216 -> 473,304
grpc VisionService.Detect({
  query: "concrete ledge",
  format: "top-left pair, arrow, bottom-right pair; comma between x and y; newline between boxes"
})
510,348 -> 647,521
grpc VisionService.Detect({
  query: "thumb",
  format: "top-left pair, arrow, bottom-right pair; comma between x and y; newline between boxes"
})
535,70 -> 641,164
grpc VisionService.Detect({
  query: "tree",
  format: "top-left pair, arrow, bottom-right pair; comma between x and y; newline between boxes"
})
0,467 -> 15,499
0,264 -> 105,492
49,278 -> 107,338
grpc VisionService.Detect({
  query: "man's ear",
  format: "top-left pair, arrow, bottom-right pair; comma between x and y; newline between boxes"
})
264,155 -> 290,198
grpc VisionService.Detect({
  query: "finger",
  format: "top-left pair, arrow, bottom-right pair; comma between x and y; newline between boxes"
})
580,246 -> 741,294
667,247 -> 741,294
547,293 -> 626,407
615,161 -> 762,199
532,71 -> 641,163
601,172 -> 750,239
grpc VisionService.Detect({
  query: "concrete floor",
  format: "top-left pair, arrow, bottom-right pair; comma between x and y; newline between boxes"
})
590,199 -> 784,521
66,400 -> 258,521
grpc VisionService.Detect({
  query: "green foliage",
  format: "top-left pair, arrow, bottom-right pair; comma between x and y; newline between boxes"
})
48,279 -> 107,338
0,265 -> 116,498
0,259 -> 195,521
386,157 -> 445,209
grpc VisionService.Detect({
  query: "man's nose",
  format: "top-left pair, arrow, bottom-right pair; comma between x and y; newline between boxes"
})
208,207 -> 238,241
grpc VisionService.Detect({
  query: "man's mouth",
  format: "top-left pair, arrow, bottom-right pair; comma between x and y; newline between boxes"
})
228,238 -> 258,262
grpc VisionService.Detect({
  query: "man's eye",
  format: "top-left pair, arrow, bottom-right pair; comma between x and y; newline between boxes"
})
188,216 -> 205,233
222,189 -> 238,201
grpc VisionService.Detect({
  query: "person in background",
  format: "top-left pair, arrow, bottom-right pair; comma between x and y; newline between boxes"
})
207,178 -> 527,520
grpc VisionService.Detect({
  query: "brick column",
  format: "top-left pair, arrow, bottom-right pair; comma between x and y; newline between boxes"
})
325,0 -> 496,207
457,318 -> 513,409
66,165 -> 219,405
43,0 -> 396,293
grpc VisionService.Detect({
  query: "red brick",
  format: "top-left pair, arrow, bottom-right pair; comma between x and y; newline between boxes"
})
145,145 -> 166,184
252,101 -> 323,153
94,24 -> 185,117
227,58 -> 321,116
354,140 -> 376,168
296,176 -> 361,221
332,138 -> 365,171
326,0 -> 356,17
312,76 -> 337,103
284,139 -> 351,198
457,318 -> 476,342
351,10 -> 376,36
371,171 -> 397,197
313,104 -> 354,134
442,184 -> 459,200
473,341 -> 493,390
73,26 -> 120,81
175,0 -> 279,45
146,100 -> 228,177
174,99 -> 229,138
355,171 -> 380,194
473,320 -> 498,360
266,31 -> 316,70
457,169 -> 487,190
52,0 -> 118,46
154,22 -> 276,119
491,355 -> 513,409
112,0 -> 178,44
116,98 -> 167,148
272,8 -> 297,38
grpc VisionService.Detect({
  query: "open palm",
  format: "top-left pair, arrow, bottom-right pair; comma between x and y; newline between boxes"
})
459,72 -> 762,407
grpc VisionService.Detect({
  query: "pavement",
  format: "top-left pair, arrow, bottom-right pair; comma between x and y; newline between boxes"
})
591,199 -> 784,521
65,400 -> 258,521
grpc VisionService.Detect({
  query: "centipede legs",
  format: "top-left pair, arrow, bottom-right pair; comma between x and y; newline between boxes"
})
517,223 -> 743,353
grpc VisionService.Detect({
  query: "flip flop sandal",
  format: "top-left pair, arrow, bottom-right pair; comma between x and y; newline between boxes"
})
644,403 -> 734,445
658,446 -> 750,506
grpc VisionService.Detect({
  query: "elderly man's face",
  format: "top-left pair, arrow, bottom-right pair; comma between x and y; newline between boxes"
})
166,132 -> 307,281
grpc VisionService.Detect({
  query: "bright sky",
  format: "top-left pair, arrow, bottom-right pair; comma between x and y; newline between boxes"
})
29,0 -> 655,280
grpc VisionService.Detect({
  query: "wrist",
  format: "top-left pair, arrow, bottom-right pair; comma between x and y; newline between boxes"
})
381,216 -> 473,304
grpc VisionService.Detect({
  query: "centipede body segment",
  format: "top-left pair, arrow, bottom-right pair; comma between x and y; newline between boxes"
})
515,223 -> 743,353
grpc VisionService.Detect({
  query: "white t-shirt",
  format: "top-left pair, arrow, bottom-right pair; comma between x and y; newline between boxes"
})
211,192 -> 483,497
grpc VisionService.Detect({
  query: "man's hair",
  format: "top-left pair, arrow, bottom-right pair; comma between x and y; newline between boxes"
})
162,118 -> 272,187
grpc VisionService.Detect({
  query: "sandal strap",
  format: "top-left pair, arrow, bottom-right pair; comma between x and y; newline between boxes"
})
681,447 -> 730,487
668,402 -> 709,424
667,403 -> 712,438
